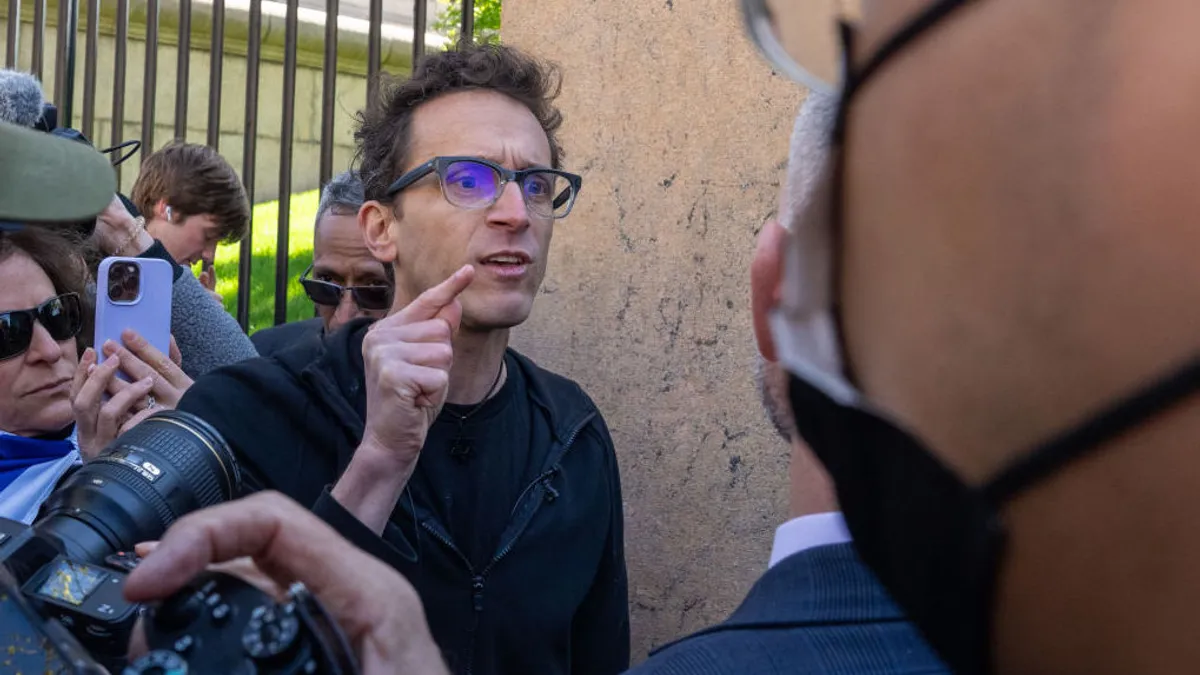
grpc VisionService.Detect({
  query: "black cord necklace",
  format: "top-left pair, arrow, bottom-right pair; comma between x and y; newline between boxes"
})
447,360 -> 506,462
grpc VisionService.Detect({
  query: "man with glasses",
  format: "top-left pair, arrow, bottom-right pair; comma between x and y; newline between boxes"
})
251,170 -> 393,356
744,1 -> 1200,674
177,44 -> 629,675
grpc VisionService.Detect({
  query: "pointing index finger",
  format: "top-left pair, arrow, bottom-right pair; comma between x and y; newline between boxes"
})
395,265 -> 474,324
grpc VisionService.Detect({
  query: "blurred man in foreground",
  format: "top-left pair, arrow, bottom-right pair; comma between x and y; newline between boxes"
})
743,1 -> 1200,673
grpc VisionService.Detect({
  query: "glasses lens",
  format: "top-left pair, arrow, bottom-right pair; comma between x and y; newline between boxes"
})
742,0 -> 860,92
300,278 -> 343,307
521,171 -> 574,218
0,309 -> 34,361
350,286 -> 392,311
442,161 -> 501,209
38,294 -> 82,341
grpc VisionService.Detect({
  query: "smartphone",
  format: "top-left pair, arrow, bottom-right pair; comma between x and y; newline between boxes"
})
94,257 -> 172,367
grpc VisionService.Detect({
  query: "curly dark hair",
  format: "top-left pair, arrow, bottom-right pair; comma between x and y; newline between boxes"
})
354,43 -> 565,203
0,227 -> 96,353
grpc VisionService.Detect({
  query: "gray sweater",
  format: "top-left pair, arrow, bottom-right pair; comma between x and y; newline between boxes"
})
171,267 -> 258,378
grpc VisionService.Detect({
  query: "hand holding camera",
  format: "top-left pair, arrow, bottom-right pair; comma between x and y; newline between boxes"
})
125,492 -> 448,675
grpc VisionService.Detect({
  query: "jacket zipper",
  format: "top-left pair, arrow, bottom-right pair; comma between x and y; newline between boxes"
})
419,411 -> 596,675
483,411 -> 594,575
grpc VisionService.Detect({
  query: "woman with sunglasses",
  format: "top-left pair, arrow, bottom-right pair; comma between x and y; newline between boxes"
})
0,227 -> 188,524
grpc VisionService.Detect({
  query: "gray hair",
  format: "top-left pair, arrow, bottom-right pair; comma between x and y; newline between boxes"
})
315,170 -> 366,230
781,90 -> 838,229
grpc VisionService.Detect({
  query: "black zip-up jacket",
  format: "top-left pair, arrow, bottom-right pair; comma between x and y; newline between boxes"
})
176,319 -> 630,675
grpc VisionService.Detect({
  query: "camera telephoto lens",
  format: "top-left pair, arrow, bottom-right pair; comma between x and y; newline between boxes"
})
34,410 -> 241,563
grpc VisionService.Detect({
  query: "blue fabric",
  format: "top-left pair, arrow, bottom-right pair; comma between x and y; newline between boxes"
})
0,434 -> 74,491
627,543 -> 949,675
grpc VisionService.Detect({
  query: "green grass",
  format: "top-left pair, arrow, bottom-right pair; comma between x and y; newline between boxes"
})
204,189 -> 320,336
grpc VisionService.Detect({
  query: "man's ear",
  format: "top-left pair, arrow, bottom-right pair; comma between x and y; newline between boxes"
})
359,200 -> 398,266
153,199 -> 170,222
751,218 -> 788,362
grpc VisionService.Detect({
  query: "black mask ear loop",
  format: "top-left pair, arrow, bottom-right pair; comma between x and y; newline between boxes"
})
826,0 -> 981,389
984,356 -> 1200,503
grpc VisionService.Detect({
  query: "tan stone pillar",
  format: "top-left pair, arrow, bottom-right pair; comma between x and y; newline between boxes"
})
504,0 -> 809,661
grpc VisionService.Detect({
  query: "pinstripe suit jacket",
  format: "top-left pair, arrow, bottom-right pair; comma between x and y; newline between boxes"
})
626,543 -> 948,675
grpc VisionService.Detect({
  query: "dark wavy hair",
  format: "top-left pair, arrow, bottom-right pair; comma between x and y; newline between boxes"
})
0,227 -> 95,353
354,43 -> 565,203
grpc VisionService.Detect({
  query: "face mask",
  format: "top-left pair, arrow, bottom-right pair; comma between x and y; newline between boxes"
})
761,2 -> 1200,673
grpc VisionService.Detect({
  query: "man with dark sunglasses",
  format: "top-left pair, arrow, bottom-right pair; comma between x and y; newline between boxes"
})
177,44 -> 629,675
251,170 -> 394,356
742,1 -> 1200,674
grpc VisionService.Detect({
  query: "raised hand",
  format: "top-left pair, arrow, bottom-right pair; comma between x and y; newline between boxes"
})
330,265 -> 475,534
358,264 -> 474,467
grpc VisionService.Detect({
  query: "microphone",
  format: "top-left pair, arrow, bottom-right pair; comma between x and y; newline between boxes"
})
0,69 -> 46,128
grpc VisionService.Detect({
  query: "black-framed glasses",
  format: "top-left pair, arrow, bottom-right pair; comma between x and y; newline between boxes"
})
385,156 -> 583,220
0,293 -> 84,361
299,266 -> 393,312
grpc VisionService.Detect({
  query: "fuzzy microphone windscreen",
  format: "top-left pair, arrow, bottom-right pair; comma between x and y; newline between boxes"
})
0,70 -> 46,128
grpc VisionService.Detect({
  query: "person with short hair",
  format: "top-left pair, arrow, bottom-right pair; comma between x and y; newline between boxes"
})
251,170 -> 393,356
131,141 -> 250,268
178,44 -> 629,675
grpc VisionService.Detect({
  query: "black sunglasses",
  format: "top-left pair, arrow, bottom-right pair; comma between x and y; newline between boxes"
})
0,293 -> 84,361
385,156 -> 583,220
299,266 -> 393,312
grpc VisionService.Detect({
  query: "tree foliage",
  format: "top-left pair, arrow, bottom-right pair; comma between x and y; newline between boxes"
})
434,0 -> 502,46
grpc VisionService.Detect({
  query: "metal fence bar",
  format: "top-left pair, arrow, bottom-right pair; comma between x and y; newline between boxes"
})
273,0 -> 298,326
460,0 -> 474,45
53,0 -> 78,126
318,0 -> 337,187
5,0 -> 19,68
206,0 -> 223,149
174,0 -> 190,138
412,0 -> 425,64
112,0 -> 128,183
140,0 -> 159,161
81,0 -> 98,138
30,0 -> 43,80
366,0 -> 380,104
236,0 -> 262,331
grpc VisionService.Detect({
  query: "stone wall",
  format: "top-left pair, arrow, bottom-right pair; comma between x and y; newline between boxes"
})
504,0 -> 805,662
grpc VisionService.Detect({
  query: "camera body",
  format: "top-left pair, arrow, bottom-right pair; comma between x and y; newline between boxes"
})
130,571 -> 357,675
0,410 -> 357,674
0,517 -> 141,665
0,536 -> 355,675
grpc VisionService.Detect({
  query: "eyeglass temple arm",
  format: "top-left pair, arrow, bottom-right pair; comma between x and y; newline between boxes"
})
385,159 -> 439,197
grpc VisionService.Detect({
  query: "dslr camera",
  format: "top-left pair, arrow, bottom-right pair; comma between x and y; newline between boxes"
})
0,410 -> 357,674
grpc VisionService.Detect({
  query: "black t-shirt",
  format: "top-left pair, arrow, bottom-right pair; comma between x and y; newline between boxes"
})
412,352 -> 540,570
